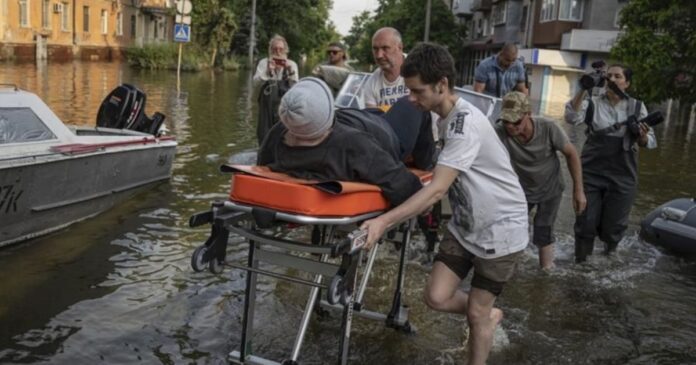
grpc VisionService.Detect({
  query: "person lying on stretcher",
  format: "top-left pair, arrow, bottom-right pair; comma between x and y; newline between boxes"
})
257,77 -> 423,206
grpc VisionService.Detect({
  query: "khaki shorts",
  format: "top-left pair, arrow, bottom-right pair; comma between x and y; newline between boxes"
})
434,231 -> 523,296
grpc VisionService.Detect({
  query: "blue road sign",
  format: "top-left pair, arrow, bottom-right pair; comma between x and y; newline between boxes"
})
174,24 -> 191,42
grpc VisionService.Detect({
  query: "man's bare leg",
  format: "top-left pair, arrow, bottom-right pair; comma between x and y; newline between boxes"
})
423,261 -> 469,314
539,244 -> 555,270
466,287 -> 501,365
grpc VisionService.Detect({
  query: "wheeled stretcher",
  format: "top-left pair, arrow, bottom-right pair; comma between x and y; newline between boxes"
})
189,165 -> 432,365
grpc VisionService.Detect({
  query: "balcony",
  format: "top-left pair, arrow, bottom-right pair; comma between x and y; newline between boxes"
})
561,29 -> 621,53
471,0 -> 492,11
452,0 -> 474,17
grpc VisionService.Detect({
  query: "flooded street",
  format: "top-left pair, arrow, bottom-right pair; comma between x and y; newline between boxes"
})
1,61 -> 695,364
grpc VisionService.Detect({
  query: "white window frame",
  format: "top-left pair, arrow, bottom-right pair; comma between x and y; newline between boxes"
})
614,4 -> 625,28
492,1 -> 507,25
41,0 -> 50,28
19,0 -> 30,28
100,9 -> 107,34
558,0 -> 583,21
116,12 -> 123,35
540,0 -> 556,22
61,2 -> 69,31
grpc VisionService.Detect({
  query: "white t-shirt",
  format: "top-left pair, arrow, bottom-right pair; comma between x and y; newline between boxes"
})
362,68 -> 409,108
437,97 -> 529,259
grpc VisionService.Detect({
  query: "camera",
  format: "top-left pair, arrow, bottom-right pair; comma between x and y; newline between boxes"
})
273,58 -> 287,67
579,60 -> 607,90
627,111 -> 665,136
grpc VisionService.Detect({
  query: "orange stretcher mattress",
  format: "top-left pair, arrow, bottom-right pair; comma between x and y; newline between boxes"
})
223,165 -> 432,217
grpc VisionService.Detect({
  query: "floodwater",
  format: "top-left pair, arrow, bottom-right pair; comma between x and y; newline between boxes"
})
1,61 -> 695,365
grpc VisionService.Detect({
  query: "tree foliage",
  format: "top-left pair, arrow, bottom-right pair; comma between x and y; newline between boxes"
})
611,0 -> 696,104
228,0 -> 340,64
345,0 -> 467,71
192,0 -> 237,66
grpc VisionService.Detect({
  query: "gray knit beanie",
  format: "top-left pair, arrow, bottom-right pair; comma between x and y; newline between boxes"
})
278,77 -> 334,140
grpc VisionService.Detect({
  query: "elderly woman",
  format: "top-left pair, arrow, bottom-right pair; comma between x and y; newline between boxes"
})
565,64 -> 657,263
253,35 -> 299,144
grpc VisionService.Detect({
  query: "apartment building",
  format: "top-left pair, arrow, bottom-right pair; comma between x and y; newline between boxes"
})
0,0 -> 174,62
451,0 -> 628,118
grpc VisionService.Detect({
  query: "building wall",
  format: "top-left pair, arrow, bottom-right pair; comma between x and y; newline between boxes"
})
492,0 -> 524,45
0,0 -> 172,61
583,0 -> 623,30
531,0 -> 581,47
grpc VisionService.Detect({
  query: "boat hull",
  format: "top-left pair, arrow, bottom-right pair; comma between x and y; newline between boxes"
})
0,144 -> 175,247
640,198 -> 696,255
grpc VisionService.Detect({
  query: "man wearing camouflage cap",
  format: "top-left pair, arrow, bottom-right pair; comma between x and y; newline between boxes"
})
495,91 -> 586,270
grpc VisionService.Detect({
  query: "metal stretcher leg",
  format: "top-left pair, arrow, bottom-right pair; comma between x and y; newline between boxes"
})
239,240 -> 260,362
386,219 -> 415,333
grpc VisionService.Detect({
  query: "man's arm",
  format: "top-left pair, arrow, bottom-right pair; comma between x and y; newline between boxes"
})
361,164 -> 459,249
514,81 -> 529,95
561,142 -> 586,214
473,81 -> 486,93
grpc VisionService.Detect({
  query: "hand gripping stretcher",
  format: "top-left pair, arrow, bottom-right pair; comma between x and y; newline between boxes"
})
188,165 -> 432,365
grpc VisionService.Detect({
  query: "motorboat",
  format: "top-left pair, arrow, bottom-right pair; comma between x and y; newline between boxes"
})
640,198 -> 696,255
0,83 -> 177,248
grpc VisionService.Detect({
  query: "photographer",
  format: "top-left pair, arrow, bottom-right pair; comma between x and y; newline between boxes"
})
253,35 -> 299,144
565,64 -> 657,263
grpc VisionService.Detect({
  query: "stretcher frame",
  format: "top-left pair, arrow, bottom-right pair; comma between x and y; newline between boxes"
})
189,199 -> 417,365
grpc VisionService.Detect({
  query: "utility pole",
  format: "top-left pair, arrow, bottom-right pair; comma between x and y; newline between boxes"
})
248,0 -> 257,67
424,0 -> 432,42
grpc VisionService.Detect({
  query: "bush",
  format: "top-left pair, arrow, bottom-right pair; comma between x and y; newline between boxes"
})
125,43 -> 215,72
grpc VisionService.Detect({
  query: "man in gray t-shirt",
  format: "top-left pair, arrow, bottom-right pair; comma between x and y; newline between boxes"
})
495,91 -> 586,270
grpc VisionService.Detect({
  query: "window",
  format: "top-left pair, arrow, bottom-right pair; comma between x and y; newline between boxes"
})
491,1 -> 507,25
41,0 -> 50,28
83,6 -> 89,32
0,108 -> 56,144
153,19 -> 158,39
116,12 -> 122,35
19,0 -> 29,27
520,5 -> 528,29
540,0 -> 556,22
130,14 -> 136,38
558,0 -> 583,21
100,9 -> 107,34
61,2 -> 69,31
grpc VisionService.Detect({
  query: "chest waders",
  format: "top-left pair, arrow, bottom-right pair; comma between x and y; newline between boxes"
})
574,98 -> 642,262
257,75 -> 292,145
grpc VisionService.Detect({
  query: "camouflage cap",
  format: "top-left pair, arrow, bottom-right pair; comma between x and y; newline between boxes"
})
499,91 -> 531,123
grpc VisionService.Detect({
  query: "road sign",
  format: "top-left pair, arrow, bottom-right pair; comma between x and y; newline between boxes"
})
176,0 -> 192,15
174,24 -> 191,42
175,14 -> 191,25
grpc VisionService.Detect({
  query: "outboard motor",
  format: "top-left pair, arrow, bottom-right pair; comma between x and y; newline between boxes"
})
96,83 -> 165,136
640,198 -> 696,255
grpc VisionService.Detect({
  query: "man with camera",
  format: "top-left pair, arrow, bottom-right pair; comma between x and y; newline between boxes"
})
496,91 -> 586,270
565,63 -> 658,263
253,34 -> 299,145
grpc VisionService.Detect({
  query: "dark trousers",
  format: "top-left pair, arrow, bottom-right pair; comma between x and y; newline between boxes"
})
574,173 -> 636,262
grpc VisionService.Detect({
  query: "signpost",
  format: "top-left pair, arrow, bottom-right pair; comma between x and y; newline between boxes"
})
174,0 -> 192,93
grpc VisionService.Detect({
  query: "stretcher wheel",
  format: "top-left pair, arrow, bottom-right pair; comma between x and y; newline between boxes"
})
191,245 -> 208,272
209,258 -> 224,274
339,288 -> 352,306
327,275 -> 344,305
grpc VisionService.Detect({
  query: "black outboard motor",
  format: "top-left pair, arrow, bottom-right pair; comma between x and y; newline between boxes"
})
96,83 -> 165,136
640,198 -> 696,255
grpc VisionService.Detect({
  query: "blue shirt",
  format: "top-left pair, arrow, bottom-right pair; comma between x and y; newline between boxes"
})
474,55 -> 526,97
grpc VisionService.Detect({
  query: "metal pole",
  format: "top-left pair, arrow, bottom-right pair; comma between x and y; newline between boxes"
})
424,0 -> 431,42
176,42 -> 183,94
248,0 -> 257,67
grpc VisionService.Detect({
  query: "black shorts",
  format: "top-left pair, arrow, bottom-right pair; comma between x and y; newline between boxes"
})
433,231 -> 522,296
527,194 -> 562,247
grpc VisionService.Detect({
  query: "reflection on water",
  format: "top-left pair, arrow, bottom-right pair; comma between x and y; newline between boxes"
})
1,62 -> 696,364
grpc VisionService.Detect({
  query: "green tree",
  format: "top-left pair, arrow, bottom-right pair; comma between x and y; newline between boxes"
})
346,0 -> 467,72
229,0 -> 339,64
193,0 -> 237,66
611,0 -> 696,106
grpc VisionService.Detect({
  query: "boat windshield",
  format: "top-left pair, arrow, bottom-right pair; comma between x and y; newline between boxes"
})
333,72 -> 502,122
0,107 -> 56,144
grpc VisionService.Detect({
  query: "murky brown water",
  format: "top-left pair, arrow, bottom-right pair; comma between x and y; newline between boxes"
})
1,61 -> 695,364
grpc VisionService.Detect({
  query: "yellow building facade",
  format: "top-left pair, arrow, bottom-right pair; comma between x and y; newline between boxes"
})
0,0 -> 173,61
